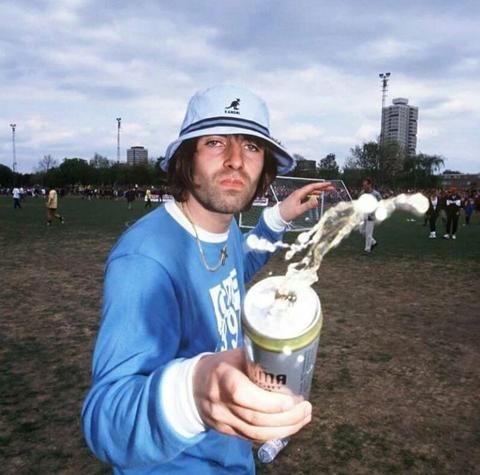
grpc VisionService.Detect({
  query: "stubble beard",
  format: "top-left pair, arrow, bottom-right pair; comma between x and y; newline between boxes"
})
191,175 -> 259,214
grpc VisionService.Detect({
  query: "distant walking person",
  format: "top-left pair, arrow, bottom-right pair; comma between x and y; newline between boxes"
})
360,178 -> 382,252
46,188 -> 65,226
426,190 -> 440,238
443,187 -> 461,240
463,195 -> 475,225
144,188 -> 152,208
12,186 -> 22,209
125,188 -> 136,210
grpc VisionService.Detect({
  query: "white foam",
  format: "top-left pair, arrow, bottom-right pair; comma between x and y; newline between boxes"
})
410,193 -> 429,214
354,193 -> 379,214
245,192 -> 431,339
375,204 -> 388,222
244,276 -> 319,339
246,234 -> 287,253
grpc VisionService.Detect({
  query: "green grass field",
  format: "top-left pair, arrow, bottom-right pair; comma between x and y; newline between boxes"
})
1,195 -> 479,474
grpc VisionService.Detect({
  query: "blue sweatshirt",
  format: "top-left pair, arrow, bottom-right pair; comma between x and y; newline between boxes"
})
81,201 -> 283,474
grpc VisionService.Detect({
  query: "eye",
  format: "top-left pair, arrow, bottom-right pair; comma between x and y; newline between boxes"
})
244,141 -> 261,153
200,135 -> 227,149
204,138 -> 224,148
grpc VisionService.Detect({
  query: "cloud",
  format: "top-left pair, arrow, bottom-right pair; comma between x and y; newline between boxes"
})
355,37 -> 423,62
1,1 -> 479,173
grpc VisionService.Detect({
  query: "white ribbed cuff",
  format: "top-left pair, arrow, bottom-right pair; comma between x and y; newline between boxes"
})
263,204 -> 291,232
161,353 -> 212,438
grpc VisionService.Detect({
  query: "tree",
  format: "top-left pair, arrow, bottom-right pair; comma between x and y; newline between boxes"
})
418,153 -> 444,176
345,142 -> 380,173
0,163 -> 13,186
344,140 -> 406,186
403,153 -> 445,188
90,153 -> 111,169
37,154 -> 58,173
318,153 -> 340,179
378,141 -> 405,185
59,158 -> 93,186
442,169 -> 460,175
154,157 -> 168,185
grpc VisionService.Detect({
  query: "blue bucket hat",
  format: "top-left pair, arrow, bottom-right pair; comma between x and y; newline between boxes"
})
161,85 -> 295,175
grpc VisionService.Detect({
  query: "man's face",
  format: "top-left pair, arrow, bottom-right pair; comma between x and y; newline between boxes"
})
189,134 -> 265,214
362,180 -> 372,192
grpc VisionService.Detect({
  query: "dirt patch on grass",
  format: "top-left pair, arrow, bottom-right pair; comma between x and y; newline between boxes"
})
1,230 -> 479,474
255,254 -> 480,474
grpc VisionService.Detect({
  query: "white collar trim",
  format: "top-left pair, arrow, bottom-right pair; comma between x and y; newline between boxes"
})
165,201 -> 229,243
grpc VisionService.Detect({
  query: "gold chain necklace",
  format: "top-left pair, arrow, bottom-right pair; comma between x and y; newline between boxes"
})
181,202 -> 228,272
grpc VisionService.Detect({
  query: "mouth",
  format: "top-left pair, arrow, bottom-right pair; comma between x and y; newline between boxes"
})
219,178 -> 245,190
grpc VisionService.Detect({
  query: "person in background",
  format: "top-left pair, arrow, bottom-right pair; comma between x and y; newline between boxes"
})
463,193 -> 475,225
46,187 -> 65,226
145,188 -> 152,208
81,84 -> 333,474
443,187 -> 462,240
360,178 -> 382,252
426,189 -> 441,238
12,186 -> 21,209
438,189 -> 448,227
125,188 -> 136,210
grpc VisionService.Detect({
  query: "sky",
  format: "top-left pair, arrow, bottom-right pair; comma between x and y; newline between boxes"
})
1,0 -> 479,174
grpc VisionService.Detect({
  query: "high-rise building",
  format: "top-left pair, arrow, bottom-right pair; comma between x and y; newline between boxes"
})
380,98 -> 418,156
127,146 -> 148,165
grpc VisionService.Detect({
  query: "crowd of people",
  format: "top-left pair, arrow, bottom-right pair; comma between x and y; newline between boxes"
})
4,179 -> 479,214
423,187 -> 478,240
4,181 -> 479,237
348,184 -> 479,241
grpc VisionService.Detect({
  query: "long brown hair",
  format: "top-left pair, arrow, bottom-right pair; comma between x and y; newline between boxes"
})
167,136 -> 277,206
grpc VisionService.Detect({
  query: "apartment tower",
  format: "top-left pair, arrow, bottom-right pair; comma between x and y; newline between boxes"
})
380,98 -> 418,156
127,146 -> 148,165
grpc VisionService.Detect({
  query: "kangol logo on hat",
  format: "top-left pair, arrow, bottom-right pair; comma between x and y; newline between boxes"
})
162,84 -> 295,175
225,98 -> 241,115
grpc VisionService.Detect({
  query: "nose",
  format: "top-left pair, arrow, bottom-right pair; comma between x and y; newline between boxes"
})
224,137 -> 244,170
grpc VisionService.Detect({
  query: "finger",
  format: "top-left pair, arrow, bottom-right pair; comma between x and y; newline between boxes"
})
229,399 -> 312,429
229,374 -> 303,413
220,408 -> 312,443
297,181 -> 334,195
197,393 -> 311,442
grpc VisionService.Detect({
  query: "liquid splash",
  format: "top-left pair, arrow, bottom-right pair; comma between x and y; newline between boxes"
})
248,192 -> 428,297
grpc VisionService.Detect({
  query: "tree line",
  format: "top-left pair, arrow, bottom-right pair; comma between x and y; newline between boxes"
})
0,154 -> 168,189
291,140 -> 446,189
0,140 -> 447,190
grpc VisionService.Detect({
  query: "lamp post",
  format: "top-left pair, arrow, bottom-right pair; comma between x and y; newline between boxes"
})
10,123 -> 17,175
116,118 -> 122,163
378,72 -> 391,144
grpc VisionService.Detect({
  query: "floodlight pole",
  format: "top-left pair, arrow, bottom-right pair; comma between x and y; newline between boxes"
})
10,123 -> 17,175
116,117 -> 122,163
378,72 -> 391,143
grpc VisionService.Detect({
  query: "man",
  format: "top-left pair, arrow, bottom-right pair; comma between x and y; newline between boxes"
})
360,178 -> 382,252
443,186 -> 461,240
144,187 -> 153,208
12,186 -> 21,209
81,85 -> 332,474
46,187 -> 64,225
125,187 -> 136,210
426,189 -> 440,238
